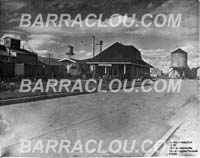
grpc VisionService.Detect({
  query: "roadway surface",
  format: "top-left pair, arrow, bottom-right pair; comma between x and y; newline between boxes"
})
0,79 -> 199,157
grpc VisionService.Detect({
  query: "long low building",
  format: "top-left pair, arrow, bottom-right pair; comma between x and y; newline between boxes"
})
84,42 -> 153,79
0,37 -> 68,80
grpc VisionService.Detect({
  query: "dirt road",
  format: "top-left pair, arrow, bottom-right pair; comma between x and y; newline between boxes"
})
0,79 -> 199,157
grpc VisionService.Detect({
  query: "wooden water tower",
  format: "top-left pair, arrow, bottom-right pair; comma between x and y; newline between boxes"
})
66,46 -> 75,58
170,48 -> 188,78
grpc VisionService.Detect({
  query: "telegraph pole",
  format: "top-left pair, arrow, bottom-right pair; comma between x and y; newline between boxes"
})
46,53 -> 53,65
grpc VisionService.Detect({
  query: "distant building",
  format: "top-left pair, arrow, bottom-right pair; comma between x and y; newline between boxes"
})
85,42 -> 153,79
0,37 -> 40,79
2,37 -> 38,64
38,56 -> 67,78
59,58 -> 90,78
190,67 -> 200,79
59,58 -> 81,77
197,68 -> 200,79
151,68 -> 163,77
0,37 -> 68,80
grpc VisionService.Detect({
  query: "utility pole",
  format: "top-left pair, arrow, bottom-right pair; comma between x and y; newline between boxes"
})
92,36 -> 96,78
46,53 -> 53,65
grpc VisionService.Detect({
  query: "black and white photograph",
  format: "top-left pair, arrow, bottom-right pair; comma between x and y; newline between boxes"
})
0,0 -> 199,157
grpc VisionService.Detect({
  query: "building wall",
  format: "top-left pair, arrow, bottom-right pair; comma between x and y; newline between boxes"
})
16,53 -> 38,64
94,64 -> 150,79
130,66 -> 149,79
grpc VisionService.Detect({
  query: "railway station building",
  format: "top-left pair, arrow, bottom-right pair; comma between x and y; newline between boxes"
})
85,42 -> 153,79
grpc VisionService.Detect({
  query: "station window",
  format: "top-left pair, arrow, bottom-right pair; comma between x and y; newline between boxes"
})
108,66 -> 118,76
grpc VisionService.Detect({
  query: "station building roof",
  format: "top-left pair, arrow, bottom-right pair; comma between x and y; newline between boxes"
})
85,42 -> 153,68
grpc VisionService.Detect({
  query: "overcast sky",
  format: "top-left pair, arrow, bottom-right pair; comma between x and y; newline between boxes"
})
0,0 -> 199,72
